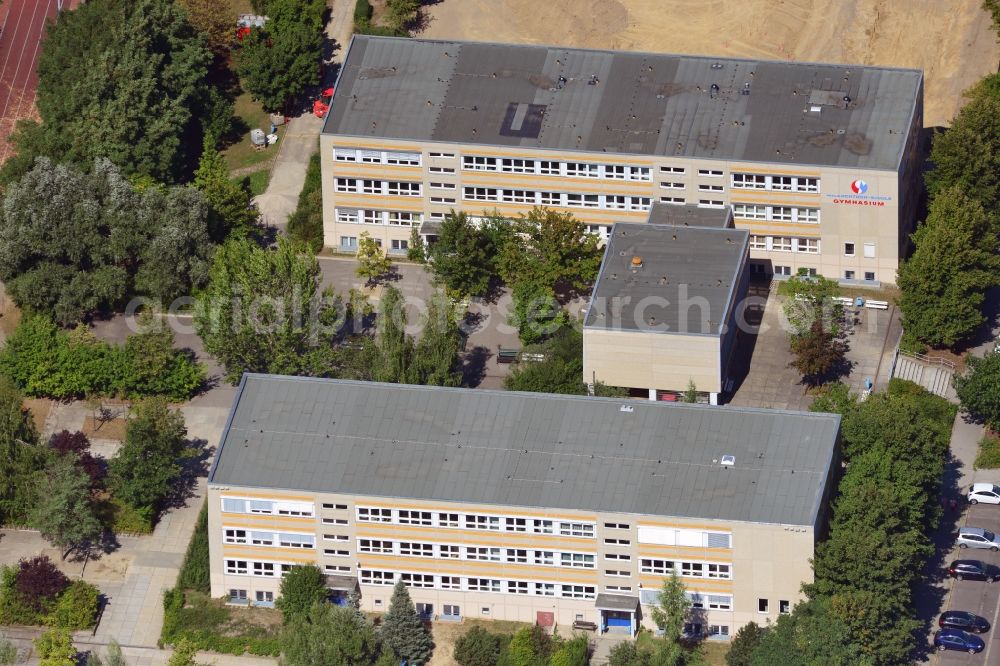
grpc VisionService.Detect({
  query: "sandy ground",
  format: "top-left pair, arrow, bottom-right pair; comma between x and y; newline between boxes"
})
418,0 -> 999,127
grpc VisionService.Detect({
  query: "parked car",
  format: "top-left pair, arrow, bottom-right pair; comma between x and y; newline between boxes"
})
968,483 -> 1000,505
948,560 -> 999,582
958,527 -> 1000,550
939,610 -> 991,633
934,628 -> 985,653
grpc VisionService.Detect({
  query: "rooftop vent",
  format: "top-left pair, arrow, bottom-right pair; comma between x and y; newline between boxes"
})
720,455 -> 736,466
631,256 -> 643,268
620,405 -> 634,413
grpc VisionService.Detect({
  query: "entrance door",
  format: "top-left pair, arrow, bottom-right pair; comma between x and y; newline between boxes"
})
606,611 -> 631,628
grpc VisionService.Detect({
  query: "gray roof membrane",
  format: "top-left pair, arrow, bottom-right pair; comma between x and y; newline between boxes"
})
324,36 -> 922,170
209,376 -> 840,527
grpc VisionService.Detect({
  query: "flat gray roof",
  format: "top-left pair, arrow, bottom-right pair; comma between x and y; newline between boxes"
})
324,36 -> 922,171
645,202 -> 733,228
209,375 -> 840,527
584,217 -> 748,334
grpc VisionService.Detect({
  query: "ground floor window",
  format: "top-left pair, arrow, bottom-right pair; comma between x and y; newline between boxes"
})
443,604 -> 460,617
774,265 -> 791,276
708,625 -> 729,637
416,603 -> 433,618
340,236 -> 357,249
864,271 -> 876,281
844,270 -> 855,280
255,591 -> 274,606
228,589 -> 247,603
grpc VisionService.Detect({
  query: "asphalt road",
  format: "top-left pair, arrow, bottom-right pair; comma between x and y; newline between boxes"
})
938,502 -> 1000,665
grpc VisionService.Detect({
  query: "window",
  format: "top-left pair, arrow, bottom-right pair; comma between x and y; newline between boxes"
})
255,591 -> 274,604
534,551 -> 554,566
387,211 -> 419,226
606,165 -> 627,179
770,206 -> 793,221
324,534 -> 349,542
758,598 -> 769,613
780,600 -> 791,614
641,559 -> 674,575
224,529 -> 247,544
535,582 -> 555,596
660,181 -> 685,190
707,594 -> 732,610
771,237 -> 793,252
536,160 -> 559,175
507,580 -> 530,594
438,513 -> 459,528
798,177 -> 819,192
771,175 -> 793,191
443,604 -> 460,616
660,196 -> 685,205
276,502 -> 314,516
698,184 -> 724,192
733,203 -> 767,220
501,158 -> 535,173
864,271 -> 876,281
797,238 -> 820,254
229,589 -> 248,603
387,181 -> 421,196
391,239 -> 409,251
374,599 -> 383,607
698,199 -> 725,208
362,179 -> 381,194
465,514 -> 500,531
705,532 -> 732,548
468,578 -> 500,592
481,607 -> 491,615
774,265 -> 792,276
429,182 -> 456,190
360,570 -> 395,585
707,563 -> 731,579
533,520 -> 554,534
844,270 -> 856,280
400,542 -> 434,557
748,235 -> 766,250
252,562 -> 276,577
358,507 -> 392,523
359,539 -> 393,553
732,173 -> 767,190
863,242 -> 876,258
439,545 -> 460,558
708,625 -> 730,637
278,533 -> 314,548
604,553 -> 631,561
606,585 -> 633,592
462,156 -> 497,171
467,547 -> 501,561
225,559 -> 248,575
684,623 -> 703,637
698,169 -> 724,177
429,151 -> 455,158
561,553 -> 595,568
559,522 -> 594,538
250,531 -> 273,546
428,166 -> 454,174
565,193 -> 599,208
440,577 -> 460,590
561,585 -> 596,599
464,187 -> 498,201
604,538 -> 630,546
500,189 -> 535,204
506,549 -> 528,563
605,570 -> 630,577
326,549 -> 350,557
660,165 -> 686,174
680,562 -> 703,577
322,503 -> 348,510
415,603 -> 433,617
385,151 -> 421,166
335,178 -> 358,192
801,267 -> 818,277
398,510 -> 432,526
336,208 -> 359,224
566,162 -> 600,178
400,573 -> 434,588
248,500 -> 273,514
796,207 -> 820,223
844,242 -> 855,256
334,148 -> 357,162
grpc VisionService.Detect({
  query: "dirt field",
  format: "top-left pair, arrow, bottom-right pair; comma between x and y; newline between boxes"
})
418,0 -> 999,127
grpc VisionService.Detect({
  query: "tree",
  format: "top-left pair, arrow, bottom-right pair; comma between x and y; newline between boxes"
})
407,227 -> 426,263
0,376 -> 46,524
897,186 -> 1000,347
194,237 -> 344,383
777,275 -> 843,337
747,597 -> 871,666
682,380 -> 698,403
925,88 -> 1000,211
504,325 -> 624,397
2,0 -> 214,185
287,151 -> 324,253
509,281 -> 567,345
356,231 -> 392,284
954,351 -> 1000,430
167,639 -> 200,666
454,626 -> 503,666
380,581 -> 433,665
34,628 -> 76,666
282,603 -> 384,666
607,642 -> 650,666
107,398 -> 188,517
549,636 -> 588,666
497,208 -> 603,297
15,556 -> 69,615
410,292 -> 463,386
30,455 -> 103,560
276,564 -> 328,624
47,580 -> 100,630
725,622 -> 763,666
48,431 -> 103,488
367,286 -> 415,384
502,626 -> 550,666
193,137 -> 259,241
235,0 -> 325,111
788,319 -> 849,386
176,0 -> 234,54
427,212 -> 496,298
103,641 -> 128,666
385,0 -> 420,33
122,320 -> 205,399
649,572 -> 690,644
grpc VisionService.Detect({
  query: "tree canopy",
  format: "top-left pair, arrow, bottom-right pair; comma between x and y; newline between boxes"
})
2,0 -> 215,185
897,185 -> 1000,347
427,212 -> 498,298
276,564 -> 328,624
30,455 -> 102,560
380,581 -> 433,664
954,351 -> 1000,431
282,603 -> 385,666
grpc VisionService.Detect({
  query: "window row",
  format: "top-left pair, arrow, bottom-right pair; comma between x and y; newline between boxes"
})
639,589 -> 733,611
333,148 -> 421,166
359,569 -> 597,599
639,558 -> 732,580
732,204 -> 820,224
358,539 -> 596,568
355,507 -> 595,537
221,497 -> 314,517
462,187 -> 651,211
461,156 -> 651,181
748,235 -> 820,254
334,178 -> 422,196
732,173 -> 819,193
225,558 -> 299,577
335,208 -> 422,227
636,526 -> 732,549
223,529 -> 315,548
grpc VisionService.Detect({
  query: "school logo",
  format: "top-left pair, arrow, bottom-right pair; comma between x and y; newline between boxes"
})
850,179 -> 868,194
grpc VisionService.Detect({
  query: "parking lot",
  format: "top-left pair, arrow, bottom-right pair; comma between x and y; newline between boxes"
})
938,502 -> 1000,665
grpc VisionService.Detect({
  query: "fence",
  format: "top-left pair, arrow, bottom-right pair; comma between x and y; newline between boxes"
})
898,349 -> 956,370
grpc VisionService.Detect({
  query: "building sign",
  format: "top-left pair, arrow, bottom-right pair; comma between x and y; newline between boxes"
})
826,179 -> 892,207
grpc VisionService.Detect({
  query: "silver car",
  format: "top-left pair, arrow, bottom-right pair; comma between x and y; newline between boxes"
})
958,527 -> 1000,551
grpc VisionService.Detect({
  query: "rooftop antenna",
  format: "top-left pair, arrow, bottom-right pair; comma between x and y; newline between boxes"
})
742,82 -> 751,96
710,83 -> 720,99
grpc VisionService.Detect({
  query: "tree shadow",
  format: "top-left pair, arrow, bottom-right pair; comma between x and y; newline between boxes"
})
461,345 -> 491,388
160,441 -> 213,513
477,277 -> 507,306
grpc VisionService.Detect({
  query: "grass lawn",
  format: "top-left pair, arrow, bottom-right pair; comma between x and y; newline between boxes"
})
430,619 -> 528,666
222,92 -> 283,173
161,590 -> 283,656
232,168 -> 271,197
634,631 -> 728,665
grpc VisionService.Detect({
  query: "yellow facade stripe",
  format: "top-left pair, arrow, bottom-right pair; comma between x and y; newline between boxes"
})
221,520 -> 321,530
221,547 -> 317,562
733,222 -> 822,237
218,514 -> 315,526
461,176 -> 655,193
331,166 -> 428,177
638,575 -> 733,590
353,500 -> 595,521
637,520 -> 733,531
358,555 -> 598,583
728,166 -> 821,176
356,525 -> 598,549
218,490 -> 316,502
330,139 -> 426,151
635,545 -> 733,559
730,193 -> 821,204
331,194 -> 428,208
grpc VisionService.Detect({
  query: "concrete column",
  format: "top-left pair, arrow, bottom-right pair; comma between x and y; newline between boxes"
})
648,389 -> 657,401
710,392 -> 719,406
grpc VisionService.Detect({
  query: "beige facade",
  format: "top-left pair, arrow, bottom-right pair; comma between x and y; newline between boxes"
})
320,113 -> 922,285
207,484 -> 818,639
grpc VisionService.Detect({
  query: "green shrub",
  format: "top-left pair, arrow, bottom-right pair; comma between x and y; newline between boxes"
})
160,589 -> 282,657
899,330 -> 927,356
976,436 -> 1000,470
0,564 -> 43,625
286,151 -> 324,254
105,497 -> 154,535
46,580 -> 100,630
352,0 -> 408,35
176,501 -> 210,593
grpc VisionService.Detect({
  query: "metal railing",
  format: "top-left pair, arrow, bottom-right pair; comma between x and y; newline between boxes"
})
898,349 -> 956,370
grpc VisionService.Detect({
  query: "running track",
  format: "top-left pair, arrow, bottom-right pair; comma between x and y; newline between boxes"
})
0,0 -> 79,166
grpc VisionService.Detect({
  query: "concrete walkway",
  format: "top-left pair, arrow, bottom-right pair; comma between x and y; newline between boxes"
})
254,0 -> 355,233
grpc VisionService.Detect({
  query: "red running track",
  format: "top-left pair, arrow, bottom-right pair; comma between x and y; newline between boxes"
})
0,0 -> 79,166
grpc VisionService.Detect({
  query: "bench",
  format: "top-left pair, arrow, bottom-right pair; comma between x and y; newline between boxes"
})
865,299 -> 889,310
498,349 -> 519,364
572,620 -> 598,631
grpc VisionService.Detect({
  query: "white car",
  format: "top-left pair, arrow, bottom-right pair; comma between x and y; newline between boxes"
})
958,527 -> 1000,551
968,483 -> 1000,505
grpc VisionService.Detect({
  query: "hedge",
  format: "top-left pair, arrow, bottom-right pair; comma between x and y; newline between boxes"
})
976,435 -> 1000,470
176,502 -> 210,593
0,566 -> 100,629
286,150 -> 324,254
352,0 -> 407,36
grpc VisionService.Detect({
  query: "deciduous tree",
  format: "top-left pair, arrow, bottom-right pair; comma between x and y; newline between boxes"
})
34,628 -> 76,666
788,319 -> 849,386
454,626 -> 504,666
282,603 -> 384,666
177,0 -> 234,54
427,212 -> 495,298
954,351 -> 1000,430
356,231 -> 392,285
926,88 -> 1000,211
725,621 -> 763,666
30,455 -> 103,560
380,581 -> 432,665
193,137 -> 259,241
649,572 -> 690,644
410,292 -> 463,386
276,564 -> 328,624
14,556 -> 69,616
897,186 -> 1000,347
